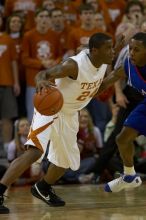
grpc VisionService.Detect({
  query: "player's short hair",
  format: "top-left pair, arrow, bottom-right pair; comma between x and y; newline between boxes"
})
89,32 -> 112,51
132,32 -> 146,47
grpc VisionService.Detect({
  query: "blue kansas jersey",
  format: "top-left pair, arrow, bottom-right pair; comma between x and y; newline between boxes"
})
124,57 -> 146,97
123,57 -> 146,136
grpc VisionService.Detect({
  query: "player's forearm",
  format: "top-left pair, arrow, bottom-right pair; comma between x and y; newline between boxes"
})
115,80 -> 123,95
97,67 -> 125,95
46,64 -> 66,79
35,59 -> 78,85
97,72 -> 118,95
35,64 -> 66,84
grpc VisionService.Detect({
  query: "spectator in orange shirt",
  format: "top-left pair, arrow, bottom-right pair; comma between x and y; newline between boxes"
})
50,7 -> 71,58
4,0 -> 42,31
121,0 -> 144,30
21,8 -> 59,122
94,12 -> 107,32
55,0 -> 78,26
67,3 -> 102,55
0,12 -> 20,154
98,0 -> 126,35
6,14 -> 26,118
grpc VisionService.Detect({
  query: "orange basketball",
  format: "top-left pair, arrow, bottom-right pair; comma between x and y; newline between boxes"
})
33,87 -> 64,116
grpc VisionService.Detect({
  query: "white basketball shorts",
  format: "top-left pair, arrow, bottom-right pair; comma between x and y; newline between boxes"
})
25,108 -> 80,171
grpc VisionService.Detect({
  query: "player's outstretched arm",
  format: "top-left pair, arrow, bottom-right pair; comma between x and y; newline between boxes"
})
97,66 -> 125,95
35,59 -> 78,92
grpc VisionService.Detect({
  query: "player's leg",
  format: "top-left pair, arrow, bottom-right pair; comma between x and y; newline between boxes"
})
31,163 -> 66,207
104,127 -> 142,192
0,109 -> 55,213
104,101 -> 146,192
1,147 -> 42,186
0,147 -> 42,214
117,126 -> 138,167
31,112 -> 80,206
26,86 -> 35,122
94,105 -> 129,175
43,163 -> 66,184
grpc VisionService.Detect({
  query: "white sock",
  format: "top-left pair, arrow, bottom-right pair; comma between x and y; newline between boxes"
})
124,166 -> 136,175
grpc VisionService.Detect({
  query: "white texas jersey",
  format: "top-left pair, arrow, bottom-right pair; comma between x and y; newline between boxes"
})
56,49 -> 107,113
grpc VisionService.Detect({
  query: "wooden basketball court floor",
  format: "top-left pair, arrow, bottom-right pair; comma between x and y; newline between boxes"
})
1,183 -> 146,220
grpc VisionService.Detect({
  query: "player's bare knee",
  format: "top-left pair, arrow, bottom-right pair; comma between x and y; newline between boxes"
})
21,146 -> 42,163
28,147 -> 42,161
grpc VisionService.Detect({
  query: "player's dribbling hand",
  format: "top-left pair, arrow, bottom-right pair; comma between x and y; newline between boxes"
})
36,79 -> 56,93
36,80 -> 49,93
35,70 -> 56,93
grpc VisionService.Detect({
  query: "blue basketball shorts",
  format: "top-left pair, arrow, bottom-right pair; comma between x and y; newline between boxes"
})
124,98 -> 146,136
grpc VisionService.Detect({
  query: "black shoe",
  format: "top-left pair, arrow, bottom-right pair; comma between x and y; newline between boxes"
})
0,195 -> 9,214
31,184 -> 65,207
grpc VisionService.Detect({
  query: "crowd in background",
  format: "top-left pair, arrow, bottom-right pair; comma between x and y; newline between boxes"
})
1,0 -> 146,185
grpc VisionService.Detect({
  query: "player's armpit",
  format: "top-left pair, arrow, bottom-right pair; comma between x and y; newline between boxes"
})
96,66 -> 125,95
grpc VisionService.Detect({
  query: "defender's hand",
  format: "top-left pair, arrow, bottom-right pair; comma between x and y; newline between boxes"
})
114,34 -> 125,57
116,92 -> 129,108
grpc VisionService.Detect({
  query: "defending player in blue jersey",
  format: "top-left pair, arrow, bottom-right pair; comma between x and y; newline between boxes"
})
99,32 -> 146,192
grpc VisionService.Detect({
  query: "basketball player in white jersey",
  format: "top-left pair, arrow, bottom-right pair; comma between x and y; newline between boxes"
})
0,32 -> 122,213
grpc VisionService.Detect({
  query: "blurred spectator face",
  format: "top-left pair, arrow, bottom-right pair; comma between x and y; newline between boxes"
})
128,5 -> 143,20
116,23 -> 138,44
86,0 -> 99,11
18,119 -> 30,137
42,0 -> 55,11
51,9 -> 64,29
79,109 -> 90,128
141,21 -> 146,32
94,12 -> 106,31
35,10 -> 50,31
80,9 -> 95,26
9,16 -> 22,33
